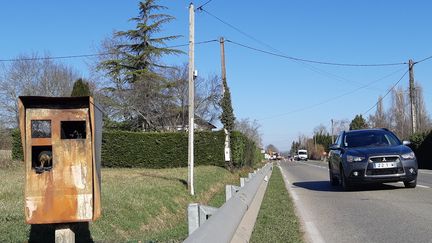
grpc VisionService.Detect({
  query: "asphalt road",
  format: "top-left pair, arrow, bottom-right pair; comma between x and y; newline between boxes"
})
279,160 -> 432,243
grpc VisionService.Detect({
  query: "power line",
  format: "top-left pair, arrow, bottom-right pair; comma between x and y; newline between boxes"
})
199,8 -> 397,93
226,39 -> 407,67
198,7 -> 407,67
0,40 -> 219,62
415,55 -> 432,64
257,67 -> 406,121
196,0 -> 215,11
362,70 -> 409,115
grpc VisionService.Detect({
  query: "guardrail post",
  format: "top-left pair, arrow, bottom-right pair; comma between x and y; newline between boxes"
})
199,205 -> 218,226
240,177 -> 246,187
184,163 -> 273,243
188,203 -> 219,235
188,203 -> 200,235
225,185 -> 241,201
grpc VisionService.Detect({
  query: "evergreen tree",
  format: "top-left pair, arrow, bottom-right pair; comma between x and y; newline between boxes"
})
98,0 -> 182,130
220,78 -> 235,169
71,78 -> 92,97
220,79 -> 235,134
349,114 -> 368,130
102,0 -> 182,84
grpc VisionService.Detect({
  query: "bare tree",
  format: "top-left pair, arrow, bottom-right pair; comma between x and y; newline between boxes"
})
234,118 -> 262,146
162,63 -> 222,131
0,54 -> 77,126
313,124 -> 328,135
389,86 -> 410,138
414,83 -> 431,132
266,144 -> 278,154
332,119 -> 350,135
368,95 -> 389,129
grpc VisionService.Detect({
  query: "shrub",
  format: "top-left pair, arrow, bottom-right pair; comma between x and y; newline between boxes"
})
11,129 -> 23,161
408,131 -> 432,169
231,131 -> 261,168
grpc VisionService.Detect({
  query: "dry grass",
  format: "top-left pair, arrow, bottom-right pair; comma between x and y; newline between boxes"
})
0,164 -> 242,242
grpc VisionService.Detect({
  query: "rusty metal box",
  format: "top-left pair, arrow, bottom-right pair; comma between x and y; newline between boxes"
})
18,96 -> 102,224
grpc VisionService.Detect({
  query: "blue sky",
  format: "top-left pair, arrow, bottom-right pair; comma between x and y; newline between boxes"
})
2,1 -> 432,151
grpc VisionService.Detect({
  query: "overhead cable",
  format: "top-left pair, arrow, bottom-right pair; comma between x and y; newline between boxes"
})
257,67 -> 406,121
362,70 -> 409,115
196,0 -> 215,11
0,40 -> 219,62
226,39 -> 407,67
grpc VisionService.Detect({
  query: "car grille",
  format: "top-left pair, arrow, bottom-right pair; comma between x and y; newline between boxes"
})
366,167 -> 404,176
369,156 -> 400,163
366,155 -> 404,176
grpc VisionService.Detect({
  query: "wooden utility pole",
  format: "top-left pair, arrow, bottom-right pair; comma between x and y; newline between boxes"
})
331,119 -> 334,144
187,3 -> 195,196
409,59 -> 417,134
220,37 -> 231,162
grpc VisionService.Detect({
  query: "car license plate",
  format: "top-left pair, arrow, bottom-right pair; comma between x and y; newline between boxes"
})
373,162 -> 396,169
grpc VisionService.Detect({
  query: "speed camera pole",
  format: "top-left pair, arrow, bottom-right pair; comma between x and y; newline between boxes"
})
187,3 -> 195,196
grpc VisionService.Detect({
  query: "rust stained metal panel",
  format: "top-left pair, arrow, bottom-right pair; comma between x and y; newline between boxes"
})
24,108 -> 94,224
89,97 -> 102,220
31,138 -> 52,146
18,99 -> 26,162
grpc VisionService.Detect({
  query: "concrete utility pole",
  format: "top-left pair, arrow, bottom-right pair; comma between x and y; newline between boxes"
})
220,37 -> 231,162
409,59 -> 417,134
188,3 -> 195,196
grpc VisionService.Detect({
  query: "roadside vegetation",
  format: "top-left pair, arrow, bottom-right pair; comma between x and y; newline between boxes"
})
250,166 -> 303,243
0,160 -> 246,242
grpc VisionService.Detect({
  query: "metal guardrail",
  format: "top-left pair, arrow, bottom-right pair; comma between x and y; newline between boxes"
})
184,163 -> 272,243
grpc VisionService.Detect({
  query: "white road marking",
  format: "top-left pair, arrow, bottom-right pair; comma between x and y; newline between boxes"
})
305,221 -> 325,243
418,170 -> 432,175
297,161 -> 327,170
397,181 -> 429,188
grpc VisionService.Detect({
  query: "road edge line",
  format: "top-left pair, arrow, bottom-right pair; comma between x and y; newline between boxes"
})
278,162 -> 325,243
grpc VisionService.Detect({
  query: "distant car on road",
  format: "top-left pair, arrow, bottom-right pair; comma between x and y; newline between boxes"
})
328,128 -> 418,190
296,149 -> 308,161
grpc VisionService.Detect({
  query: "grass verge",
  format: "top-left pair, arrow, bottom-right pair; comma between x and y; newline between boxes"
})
0,161 -> 244,242
250,166 -> 303,243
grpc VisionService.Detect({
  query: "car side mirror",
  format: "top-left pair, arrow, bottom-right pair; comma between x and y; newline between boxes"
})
402,140 -> 411,146
330,144 -> 341,150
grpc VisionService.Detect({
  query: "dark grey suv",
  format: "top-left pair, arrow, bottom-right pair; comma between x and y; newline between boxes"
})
328,128 -> 418,190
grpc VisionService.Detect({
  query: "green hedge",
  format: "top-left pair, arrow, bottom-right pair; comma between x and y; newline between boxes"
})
11,129 -> 261,169
11,129 -> 23,161
102,130 -> 226,168
408,131 -> 432,169
231,131 -> 262,168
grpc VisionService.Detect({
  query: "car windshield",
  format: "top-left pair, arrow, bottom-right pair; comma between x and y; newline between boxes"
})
299,151 -> 307,155
343,131 -> 401,148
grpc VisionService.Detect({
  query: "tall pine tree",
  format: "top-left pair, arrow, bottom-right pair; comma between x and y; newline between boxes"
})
98,0 -> 182,130
220,78 -> 235,169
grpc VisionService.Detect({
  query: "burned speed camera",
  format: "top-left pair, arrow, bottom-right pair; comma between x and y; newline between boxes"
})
18,96 -> 102,224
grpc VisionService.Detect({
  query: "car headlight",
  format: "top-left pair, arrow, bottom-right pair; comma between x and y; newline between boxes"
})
401,152 -> 415,160
347,155 -> 365,162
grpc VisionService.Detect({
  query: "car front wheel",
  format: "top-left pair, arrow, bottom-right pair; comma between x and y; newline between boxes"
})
404,179 -> 417,188
340,167 -> 352,190
329,166 -> 339,186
